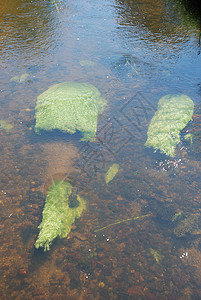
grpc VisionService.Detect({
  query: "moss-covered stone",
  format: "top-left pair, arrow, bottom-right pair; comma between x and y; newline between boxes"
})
145,94 -> 194,157
173,214 -> 201,237
34,82 -> 106,141
35,180 -> 86,251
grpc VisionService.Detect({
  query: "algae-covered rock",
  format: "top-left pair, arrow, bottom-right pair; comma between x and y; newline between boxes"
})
173,214 -> 201,237
145,94 -> 194,157
105,163 -> 119,184
34,82 -> 106,141
35,180 -> 86,251
0,120 -> 13,132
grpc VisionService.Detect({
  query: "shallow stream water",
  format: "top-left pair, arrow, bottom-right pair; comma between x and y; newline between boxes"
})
0,0 -> 201,299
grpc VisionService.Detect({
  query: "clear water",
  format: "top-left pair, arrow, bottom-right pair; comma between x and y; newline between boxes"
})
0,0 -> 201,299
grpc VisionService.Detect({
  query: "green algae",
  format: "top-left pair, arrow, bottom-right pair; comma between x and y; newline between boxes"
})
149,248 -> 163,264
10,73 -> 29,83
0,120 -> 13,132
105,163 -> 119,184
94,213 -> 151,232
172,211 -> 182,223
35,180 -> 86,251
80,60 -> 95,66
184,133 -> 193,144
145,94 -> 194,157
34,82 -> 106,141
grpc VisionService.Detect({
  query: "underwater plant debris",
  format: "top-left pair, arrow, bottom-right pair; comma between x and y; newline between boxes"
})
145,94 -> 194,157
105,163 -> 120,184
35,180 -> 86,251
34,82 -> 106,141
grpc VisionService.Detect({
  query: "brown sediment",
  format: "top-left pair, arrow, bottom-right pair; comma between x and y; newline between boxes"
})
41,141 -> 79,193
42,142 -> 79,175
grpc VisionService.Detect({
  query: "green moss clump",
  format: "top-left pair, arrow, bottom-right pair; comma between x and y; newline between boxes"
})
34,82 -> 106,141
35,180 -> 86,251
145,94 -> 194,157
105,163 -> 119,184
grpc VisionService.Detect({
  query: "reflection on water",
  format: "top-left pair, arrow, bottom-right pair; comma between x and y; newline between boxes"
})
0,0 -> 61,70
0,0 -> 201,298
115,0 -> 200,40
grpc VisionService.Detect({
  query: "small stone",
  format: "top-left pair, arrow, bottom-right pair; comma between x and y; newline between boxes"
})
98,282 -> 105,288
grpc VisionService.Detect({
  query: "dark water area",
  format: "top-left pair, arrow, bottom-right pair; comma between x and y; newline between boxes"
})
0,0 -> 201,299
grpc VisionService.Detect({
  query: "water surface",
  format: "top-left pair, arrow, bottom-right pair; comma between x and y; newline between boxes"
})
0,0 -> 201,299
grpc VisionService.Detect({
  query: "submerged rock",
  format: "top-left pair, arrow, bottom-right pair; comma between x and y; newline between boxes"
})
111,55 -> 138,79
156,205 -> 176,224
34,82 -> 106,141
145,94 -> 194,157
173,214 -> 201,237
